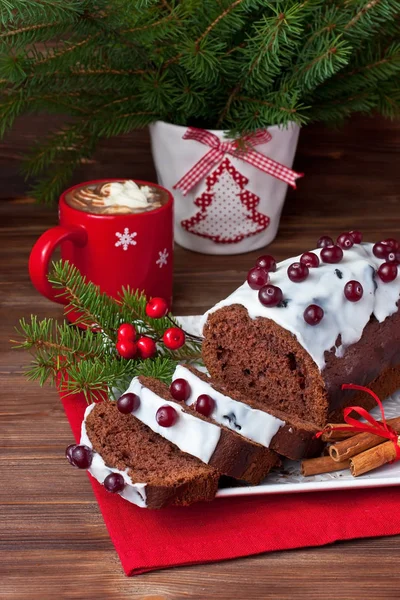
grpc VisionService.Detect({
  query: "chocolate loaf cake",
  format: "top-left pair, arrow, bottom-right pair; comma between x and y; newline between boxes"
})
172,365 -> 322,459
130,375 -> 279,485
82,403 -> 219,509
201,240 -> 400,426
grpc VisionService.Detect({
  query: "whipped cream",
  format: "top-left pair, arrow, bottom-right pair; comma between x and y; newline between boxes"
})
101,180 -> 153,209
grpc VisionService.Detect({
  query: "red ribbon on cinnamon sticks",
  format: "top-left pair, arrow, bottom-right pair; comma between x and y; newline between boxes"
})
317,384 -> 400,461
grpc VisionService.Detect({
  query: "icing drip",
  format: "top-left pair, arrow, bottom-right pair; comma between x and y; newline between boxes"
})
172,365 -> 285,447
122,378 -> 221,464
80,404 -> 147,508
201,243 -> 400,370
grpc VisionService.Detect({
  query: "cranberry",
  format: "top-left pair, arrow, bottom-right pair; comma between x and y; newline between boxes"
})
170,378 -> 191,402
336,233 -> 354,250
145,297 -> 169,319
258,284 -> 283,307
317,236 -> 334,248
136,336 -> 157,359
373,242 -> 390,259
156,405 -> 178,427
349,230 -> 362,244
116,339 -> 137,359
255,254 -> 277,272
344,280 -> 363,302
303,304 -> 324,326
382,238 -> 399,250
300,252 -> 319,268
287,262 -> 309,282
104,473 -> 125,493
247,266 -> 270,290
195,394 -> 215,417
387,249 -> 400,264
117,323 -> 136,341
320,245 -> 343,264
377,262 -> 398,283
163,327 -> 186,350
117,392 -> 140,414
66,444 -> 93,469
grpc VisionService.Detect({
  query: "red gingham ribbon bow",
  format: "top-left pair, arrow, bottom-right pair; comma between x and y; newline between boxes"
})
173,127 -> 304,196
317,384 -> 400,461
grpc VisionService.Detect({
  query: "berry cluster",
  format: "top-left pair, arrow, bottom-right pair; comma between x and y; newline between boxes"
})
372,238 -> 399,283
115,297 -> 186,360
66,443 -> 126,494
246,231 -> 399,329
170,378 -> 216,417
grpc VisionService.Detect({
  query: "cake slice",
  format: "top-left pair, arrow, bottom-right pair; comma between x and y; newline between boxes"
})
82,402 -> 219,509
119,375 -> 280,485
172,365 -> 322,460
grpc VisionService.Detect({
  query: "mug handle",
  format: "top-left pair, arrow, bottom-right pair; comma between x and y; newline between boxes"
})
29,225 -> 88,304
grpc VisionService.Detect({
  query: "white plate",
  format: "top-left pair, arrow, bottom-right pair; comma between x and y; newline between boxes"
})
177,315 -> 400,498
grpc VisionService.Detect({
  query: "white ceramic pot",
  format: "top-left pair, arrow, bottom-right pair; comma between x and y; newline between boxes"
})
149,121 -> 301,255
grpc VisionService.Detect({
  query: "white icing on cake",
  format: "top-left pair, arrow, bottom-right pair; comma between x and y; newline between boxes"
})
122,377 -> 221,464
172,365 -> 285,447
102,180 -> 153,209
80,404 -> 147,508
201,242 -> 400,370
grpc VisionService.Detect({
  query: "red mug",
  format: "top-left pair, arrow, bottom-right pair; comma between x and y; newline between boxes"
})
29,179 -> 174,316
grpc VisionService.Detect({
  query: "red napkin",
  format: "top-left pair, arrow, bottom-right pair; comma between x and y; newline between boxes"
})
61,390 -> 400,576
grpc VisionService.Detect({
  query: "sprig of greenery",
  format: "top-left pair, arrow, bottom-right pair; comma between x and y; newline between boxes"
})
12,260 -> 203,401
1,0 -> 399,201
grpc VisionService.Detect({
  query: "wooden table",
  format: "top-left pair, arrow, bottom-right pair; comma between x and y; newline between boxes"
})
1,116 -> 400,600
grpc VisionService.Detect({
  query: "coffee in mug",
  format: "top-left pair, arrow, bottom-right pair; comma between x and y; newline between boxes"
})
29,179 -> 174,320
65,180 -> 168,215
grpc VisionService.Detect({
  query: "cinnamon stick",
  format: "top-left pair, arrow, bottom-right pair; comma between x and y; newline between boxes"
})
321,423 -> 358,441
329,416 -> 400,462
350,440 -> 399,477
301,455 -> 350,477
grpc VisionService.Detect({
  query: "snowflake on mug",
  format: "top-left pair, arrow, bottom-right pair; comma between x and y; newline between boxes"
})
156,248 -> 169,268
115,228 -> 137,251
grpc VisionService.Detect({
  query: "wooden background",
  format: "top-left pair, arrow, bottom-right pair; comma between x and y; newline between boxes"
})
1,114 -> 400,600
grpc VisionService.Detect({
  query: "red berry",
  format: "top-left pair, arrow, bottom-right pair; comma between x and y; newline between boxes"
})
117,392 -> 140,414
247,266 -> 269,290
317,236 -> 334,248
377,262 -> 398,283
255,254 -> 276,272
344,280 -> 363,302
195,394 -> 215,417
287,262 -> 309,282
304,304 -> 324,326
336,233 -> 354,250
320,245 -> 343,264
163,327 -> 185,350
117,323 -> 136,341
387,249 -> 400,264
170,379 -> 191,402
116,339 -> 137,359
145,297 -> 169,319
104,473 -> 125,493
300,252 -> 319,268
349,230 -> 362,244
258,284 -> 283,307
373,242 -> 390,259
382,238 -> 399,250
137,336 -> 157,359
66,444 -> 93,469
156,405 -> 178,427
